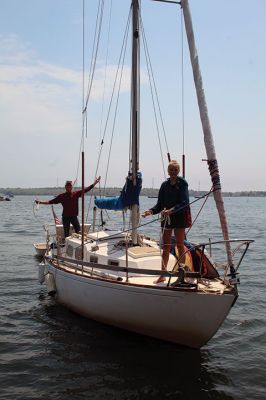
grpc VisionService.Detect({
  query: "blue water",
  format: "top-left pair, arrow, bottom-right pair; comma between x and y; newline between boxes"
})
0,196 -> 265,399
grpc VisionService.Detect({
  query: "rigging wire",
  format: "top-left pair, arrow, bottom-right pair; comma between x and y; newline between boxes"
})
91,8 -> 132,186
83,0 -> 105,115
140,16 -> 169,178
81,1 -> 208,240
74,0 -> 104,188
84,7 -> 132,225
92,190 -> 213,243
104,41 -> 128,190
140,17 -> 169,154
98,0 -> 113,161
85,0 -> 113,222
186,187 -> 213,236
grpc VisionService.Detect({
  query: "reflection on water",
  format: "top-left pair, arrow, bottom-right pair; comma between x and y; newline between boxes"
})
27,296 -> 235,400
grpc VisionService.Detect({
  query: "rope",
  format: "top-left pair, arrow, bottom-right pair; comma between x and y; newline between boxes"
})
32,201 -> 49,235
208,159 -> 221,191
93,190 -> 213,243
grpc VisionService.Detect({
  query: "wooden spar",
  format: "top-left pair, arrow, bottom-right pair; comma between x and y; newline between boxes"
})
81,151 -> 85,260
181,0 -> 234,269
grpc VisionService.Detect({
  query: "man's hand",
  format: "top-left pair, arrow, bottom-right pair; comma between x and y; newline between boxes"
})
142,210 -> 152,218
94,176 -> 101,186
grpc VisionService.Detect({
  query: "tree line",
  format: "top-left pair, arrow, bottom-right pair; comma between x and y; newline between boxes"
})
1,187 -> 265,197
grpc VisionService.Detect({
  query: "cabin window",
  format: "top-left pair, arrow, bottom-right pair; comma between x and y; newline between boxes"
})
66,245 -> 73,257
75,247 -> 82,260
90,255 -> 98,264
108,259 -> 119,267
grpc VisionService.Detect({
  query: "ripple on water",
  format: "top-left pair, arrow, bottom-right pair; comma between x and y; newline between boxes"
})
0,196 -> 265,400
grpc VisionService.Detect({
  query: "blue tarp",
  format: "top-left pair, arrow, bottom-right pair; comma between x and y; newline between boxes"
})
95,172 -> 142,211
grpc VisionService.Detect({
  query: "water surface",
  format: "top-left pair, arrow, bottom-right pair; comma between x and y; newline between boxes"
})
0,196 -> 265,399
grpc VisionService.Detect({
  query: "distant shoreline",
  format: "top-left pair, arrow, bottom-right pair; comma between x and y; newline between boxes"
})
1,187 -> 265,197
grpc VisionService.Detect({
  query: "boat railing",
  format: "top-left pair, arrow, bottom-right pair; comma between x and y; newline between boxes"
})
45,223 -> 92,247
50,253 -> 201,286
172,238 -> 254,283
47,238 -> 253,288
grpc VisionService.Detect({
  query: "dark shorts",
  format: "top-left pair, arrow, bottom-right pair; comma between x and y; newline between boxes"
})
160,207 -> 192,229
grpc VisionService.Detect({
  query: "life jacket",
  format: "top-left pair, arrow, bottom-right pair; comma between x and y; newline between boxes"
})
171,243 -> 194,271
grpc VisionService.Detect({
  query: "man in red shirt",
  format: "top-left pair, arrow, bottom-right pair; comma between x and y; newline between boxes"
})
35,177 -> 100,238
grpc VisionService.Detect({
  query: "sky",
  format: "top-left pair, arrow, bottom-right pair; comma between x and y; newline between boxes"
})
0,0 -> 265,191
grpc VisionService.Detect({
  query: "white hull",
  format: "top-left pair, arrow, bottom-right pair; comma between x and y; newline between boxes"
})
45,260 -> 236,348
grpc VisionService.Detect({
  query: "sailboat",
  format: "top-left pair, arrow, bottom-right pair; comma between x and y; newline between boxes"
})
41,0 -> 252,348
148,178 -> 157,198
194,181 -> 202,198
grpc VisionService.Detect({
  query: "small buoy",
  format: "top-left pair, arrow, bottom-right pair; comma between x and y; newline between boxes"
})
45,272 -> 56,295
38,263 -> 45,284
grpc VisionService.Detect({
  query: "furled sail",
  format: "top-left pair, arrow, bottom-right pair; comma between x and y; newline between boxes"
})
95,172 -> 142,211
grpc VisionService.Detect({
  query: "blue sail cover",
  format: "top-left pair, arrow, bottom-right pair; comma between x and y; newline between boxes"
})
95,172 -> 142,210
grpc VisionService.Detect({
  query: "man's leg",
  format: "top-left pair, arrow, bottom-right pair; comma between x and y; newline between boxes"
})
71,216 -> 81,234
62,216 -> 71,238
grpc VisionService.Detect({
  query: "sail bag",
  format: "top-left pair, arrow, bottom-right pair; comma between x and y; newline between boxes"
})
95,172 -> 142,211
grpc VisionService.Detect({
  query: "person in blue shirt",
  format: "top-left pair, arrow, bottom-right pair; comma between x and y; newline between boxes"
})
143,160 -> 191,283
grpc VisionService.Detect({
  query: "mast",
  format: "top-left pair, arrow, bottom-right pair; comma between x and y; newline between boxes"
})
181,0 -> 234,269
81,151 -> 85,260
131,0 -> 140,245
81,0 -> 85,260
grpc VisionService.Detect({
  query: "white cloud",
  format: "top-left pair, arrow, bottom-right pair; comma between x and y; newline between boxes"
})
0,36 -> 128,139
0,34 -> 150,187
0,33 -> 150,142
0,33 -> 34,63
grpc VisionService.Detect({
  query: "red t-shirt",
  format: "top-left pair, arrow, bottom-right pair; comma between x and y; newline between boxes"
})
49,185 -> 93,217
